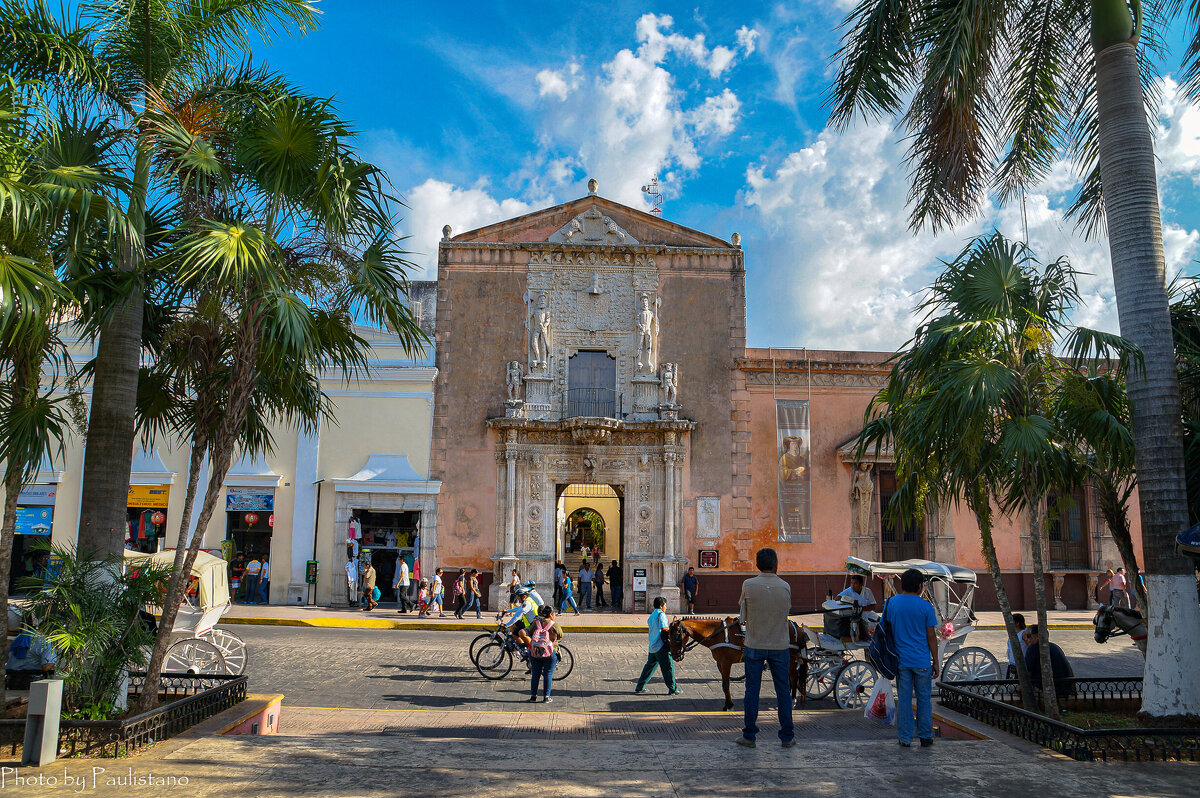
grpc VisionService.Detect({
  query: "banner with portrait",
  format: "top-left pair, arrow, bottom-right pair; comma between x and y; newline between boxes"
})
776,399 -> 812,541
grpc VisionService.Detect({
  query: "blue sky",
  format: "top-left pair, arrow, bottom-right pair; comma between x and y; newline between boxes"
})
252,2 -> 1200,350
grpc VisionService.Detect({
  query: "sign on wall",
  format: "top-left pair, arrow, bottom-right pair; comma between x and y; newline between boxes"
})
128,484 -> 170,509
696,497 -> 720,538
632,568 -> 648,592
698,549 -> 718,569
17,485 -> 56,505
776,399 -> 812,542
226,487 -> 275,512
15,506 -> 52,535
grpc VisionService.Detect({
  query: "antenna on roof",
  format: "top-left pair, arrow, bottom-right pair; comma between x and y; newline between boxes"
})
641,176 -> 663,216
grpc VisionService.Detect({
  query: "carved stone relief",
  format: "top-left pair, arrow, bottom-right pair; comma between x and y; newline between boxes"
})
696,496 -> 720,539
547,207 -> 639,246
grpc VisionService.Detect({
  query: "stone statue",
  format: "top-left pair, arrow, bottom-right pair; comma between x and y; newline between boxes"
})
505,360 -> 523,402
564,218 -> 584,242
661,362 -> 678,404
635,293 -> 659,374
605,219 -> 626,244
851,463 -> 875,536
526,292 -> 551,371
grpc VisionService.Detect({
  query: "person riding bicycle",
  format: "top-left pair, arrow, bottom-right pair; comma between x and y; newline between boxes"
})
502,584 -> 544,648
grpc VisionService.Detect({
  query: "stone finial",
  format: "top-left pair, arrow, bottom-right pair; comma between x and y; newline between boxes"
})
731,232 -> 741,247
442,224 -> 452,240
587,178 -> 598,195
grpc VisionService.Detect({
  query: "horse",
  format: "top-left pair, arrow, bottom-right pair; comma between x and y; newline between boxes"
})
1093,604 -> 1147,657
667,616 -> 808,711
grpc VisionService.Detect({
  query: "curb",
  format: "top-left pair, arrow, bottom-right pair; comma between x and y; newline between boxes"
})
218,616 -> 1096,633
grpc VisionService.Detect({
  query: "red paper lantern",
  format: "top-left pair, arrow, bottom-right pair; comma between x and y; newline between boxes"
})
244,512 -> 259,526
150,511 -> 166,525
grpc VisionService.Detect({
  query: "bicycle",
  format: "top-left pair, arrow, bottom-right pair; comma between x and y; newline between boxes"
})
474,625 -> 574,682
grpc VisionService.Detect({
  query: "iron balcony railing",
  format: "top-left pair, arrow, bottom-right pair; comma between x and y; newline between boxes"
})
564,388 -> 622,420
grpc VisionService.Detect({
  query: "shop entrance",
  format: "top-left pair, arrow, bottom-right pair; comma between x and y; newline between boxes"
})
352,509 -> 419,603
555,483 -> 622,580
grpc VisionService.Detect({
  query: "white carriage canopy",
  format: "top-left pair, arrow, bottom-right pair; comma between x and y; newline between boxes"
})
845,556 -> 977,585
123,549 -> 231,609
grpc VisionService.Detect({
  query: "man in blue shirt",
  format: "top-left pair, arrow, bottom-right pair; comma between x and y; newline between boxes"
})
634,597 -> 679,694
680,567 -> 699,615
887,568 -> 940,747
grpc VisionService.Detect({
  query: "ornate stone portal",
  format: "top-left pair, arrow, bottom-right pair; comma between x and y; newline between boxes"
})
487,220 -> 693,610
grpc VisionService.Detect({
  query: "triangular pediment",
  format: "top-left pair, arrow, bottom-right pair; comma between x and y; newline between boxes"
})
446,195 -> 735,249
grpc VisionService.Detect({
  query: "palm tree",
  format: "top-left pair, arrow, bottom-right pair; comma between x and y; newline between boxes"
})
132,85 -> 424,710
861,233 -> 1138,715
831,0 -> 1200,717
0,0 -> 318,559
0,83 -> 129,707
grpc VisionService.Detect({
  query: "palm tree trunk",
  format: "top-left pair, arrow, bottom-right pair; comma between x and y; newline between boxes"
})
1094,38 -> 1200,717
1026,499 -> 1059,715
971,488 -> 1036,709
0,466 -> 22,710
77,146 -> 149,559
1094,479 -> 1148,611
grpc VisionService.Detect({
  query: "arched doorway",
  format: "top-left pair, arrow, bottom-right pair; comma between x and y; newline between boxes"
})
556,484 -> 622,565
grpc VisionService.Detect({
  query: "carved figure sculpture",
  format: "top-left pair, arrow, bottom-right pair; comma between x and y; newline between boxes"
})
851,463 -> 875,536
564,218 -> 584,242
527,292 -> 551,371
636,293 -> 659,374
661,362 -> 678,404
506,360 -> 523,402
605,219 -> 626,243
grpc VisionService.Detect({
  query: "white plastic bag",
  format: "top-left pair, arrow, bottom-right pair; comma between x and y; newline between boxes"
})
864,677 -> 896,725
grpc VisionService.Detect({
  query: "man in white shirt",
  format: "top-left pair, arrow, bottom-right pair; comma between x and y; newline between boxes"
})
243,557 -> 262,605
394,557 -> 412,613
837,574 -> 877,611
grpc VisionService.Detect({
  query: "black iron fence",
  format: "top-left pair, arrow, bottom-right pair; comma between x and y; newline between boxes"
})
564,388 -> 622,419
0,672 -> 247,758
938,677 -> 1200,762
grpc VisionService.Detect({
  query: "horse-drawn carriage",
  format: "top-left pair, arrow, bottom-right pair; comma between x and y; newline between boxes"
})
803,557 -> 1001,709
124,550 -> 247,675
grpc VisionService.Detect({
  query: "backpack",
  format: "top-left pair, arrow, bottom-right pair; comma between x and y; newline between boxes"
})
867,598 -> 901,680
530,620 -> 554,658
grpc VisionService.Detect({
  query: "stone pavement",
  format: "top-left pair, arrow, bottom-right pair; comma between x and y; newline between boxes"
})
220,601 -> 1102,632
238,628 -> 1144,713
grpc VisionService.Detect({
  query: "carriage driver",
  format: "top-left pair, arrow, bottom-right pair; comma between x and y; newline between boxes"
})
502,584 -> 545,648
838,574 -> 878,611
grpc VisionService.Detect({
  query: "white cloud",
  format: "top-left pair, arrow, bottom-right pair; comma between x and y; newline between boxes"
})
633,13 -> 747,78
687,89 -> 741,137
535,63 -> 580,101
740,102 -> 1200,350
736,25 -> 758,56
399,179 -> 533,276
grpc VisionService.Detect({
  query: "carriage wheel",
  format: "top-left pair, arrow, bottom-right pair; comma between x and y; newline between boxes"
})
201,629 -> 247,675
834,661 -> 877,710
474,643 -> 513,680
165,638 -> 226,675
942,646 -> 1001,685
553,643 -> 575,681
805,655 -> 843,700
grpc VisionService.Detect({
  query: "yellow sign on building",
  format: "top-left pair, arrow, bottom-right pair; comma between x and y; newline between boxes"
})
128,484 -> 171,508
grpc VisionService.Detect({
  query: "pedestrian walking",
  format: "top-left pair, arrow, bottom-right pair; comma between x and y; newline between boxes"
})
345,557 -> 359,607
591,548 -> 601,569
453,569 -> 467,619
634,597 -> 679,694
528,605 -> 563,703
608,561 -> 623,611
416,579 -> 431,617
464,568 -> 483,618
361,560 -> 378,611
243,555 -> 262,605
559,571 -> 580,615
230,554 -> 245,603
432,568 -> 445,617
889,567 -> 939,748
508,568 -> 521,606
594,563 -> 607,607
553,562 -> 564,608
1101,567 -> 1131,609
734,547 -> 794,749
258,555 -> 270,604
579,562 -> 593,609
394,557 -> 412,613
680,566 -> 699,615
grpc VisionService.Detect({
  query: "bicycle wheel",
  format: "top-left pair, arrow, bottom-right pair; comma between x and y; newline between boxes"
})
475,643 -> 513,680
552,644 -> 574,681
469,630 -> 501,664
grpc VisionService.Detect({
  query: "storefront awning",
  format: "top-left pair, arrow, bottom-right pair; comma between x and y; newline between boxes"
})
130,448 -> 177,485
332,454 -> 441,495
224,453 -> 283,488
